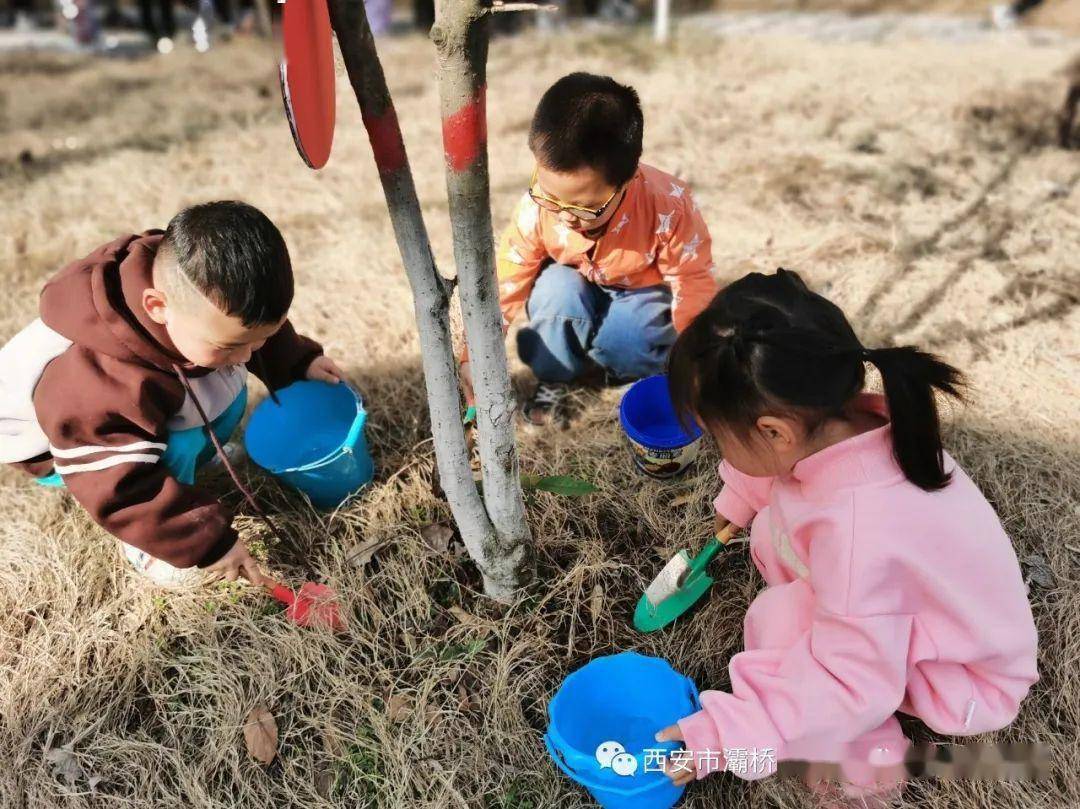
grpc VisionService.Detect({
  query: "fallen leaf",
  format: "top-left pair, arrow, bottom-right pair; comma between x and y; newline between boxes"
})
345,537 -> 386,568
669,493 -> 696,508
588,584 -> 604,625
457,683 -> 478,713
1022,554 -> 1054,589
440,664 -> 462,686
521,475 -> 599,496
243,703 -> 278,765
45,743 -> 82,785
387,693 -> 412,723
448,606 -> 477,626
88,775 -> 102,792
315,769 -> 335,797
420,524 -> 454,554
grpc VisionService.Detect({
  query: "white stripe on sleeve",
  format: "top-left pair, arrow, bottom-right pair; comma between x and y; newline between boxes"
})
54,454 -> 161,475
49,440 -> 167,459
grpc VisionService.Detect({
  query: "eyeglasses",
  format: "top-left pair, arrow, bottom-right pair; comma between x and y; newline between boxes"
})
528,166 -> 623,222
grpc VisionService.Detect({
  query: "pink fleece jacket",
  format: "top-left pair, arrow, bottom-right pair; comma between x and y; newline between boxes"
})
677,394 -> 1038,780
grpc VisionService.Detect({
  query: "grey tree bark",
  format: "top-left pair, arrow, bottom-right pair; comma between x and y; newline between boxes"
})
431,0 -> 533,594
327,0 -> 532,600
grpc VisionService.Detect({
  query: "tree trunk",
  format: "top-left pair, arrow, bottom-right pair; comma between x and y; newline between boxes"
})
326,0 -> 530,600
431,0 -> 533,593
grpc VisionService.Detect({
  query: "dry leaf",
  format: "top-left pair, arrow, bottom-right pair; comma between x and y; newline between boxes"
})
315,769 -> 335,798
45,743 -> 82,785
420,524 -> 454,553
448,606 -> 476,625
457,683 -> 478,713
387,693 -> 412,723
669,493 -> 696,508
243,703 -> 278,765
1022,554 -> 1054,589
345,537 -> 386,568
589,584 -> 604,625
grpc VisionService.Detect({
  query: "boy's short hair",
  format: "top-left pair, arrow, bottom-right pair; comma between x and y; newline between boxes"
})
161,201 -> 293,326
528,72 -> 643,188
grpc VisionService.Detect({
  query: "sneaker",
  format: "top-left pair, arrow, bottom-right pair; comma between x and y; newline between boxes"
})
206,440 -> 246,470
991,4 -> 1018,29
522,382 -> 568,427
121,542 -> 202,587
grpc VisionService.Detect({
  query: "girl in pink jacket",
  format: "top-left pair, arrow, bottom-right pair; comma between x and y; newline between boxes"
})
655,269 -> 1038,798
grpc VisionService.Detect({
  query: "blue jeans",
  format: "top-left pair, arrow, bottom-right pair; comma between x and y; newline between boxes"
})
516,263 -> 677,383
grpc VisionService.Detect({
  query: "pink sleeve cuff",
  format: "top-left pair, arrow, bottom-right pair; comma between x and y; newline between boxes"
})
714,486 -> 755,528
678,709 -> 725,778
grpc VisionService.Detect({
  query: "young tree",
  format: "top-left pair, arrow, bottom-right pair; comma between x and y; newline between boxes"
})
326,0 -> 532,601
431,0 -> 533,589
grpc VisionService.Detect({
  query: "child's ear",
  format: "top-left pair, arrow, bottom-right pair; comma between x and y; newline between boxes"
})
142,287 -> 169,325
755,415 -> 798,452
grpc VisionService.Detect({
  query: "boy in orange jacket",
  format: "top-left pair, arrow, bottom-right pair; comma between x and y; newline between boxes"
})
460,72 -> 719,424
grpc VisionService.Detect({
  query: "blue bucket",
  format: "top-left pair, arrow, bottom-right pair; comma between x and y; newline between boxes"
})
244,381 -> 374,509
544,651 -> 700,808
619,375 -> 703,479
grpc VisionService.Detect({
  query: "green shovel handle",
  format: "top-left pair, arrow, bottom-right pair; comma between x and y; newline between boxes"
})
685,524 -> 739,578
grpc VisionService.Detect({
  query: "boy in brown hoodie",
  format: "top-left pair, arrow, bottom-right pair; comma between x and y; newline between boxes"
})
0,201 -> 343,587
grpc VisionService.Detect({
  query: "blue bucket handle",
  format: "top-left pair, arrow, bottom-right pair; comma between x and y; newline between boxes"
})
342,403 -> 367,452
543,672 -> 701,798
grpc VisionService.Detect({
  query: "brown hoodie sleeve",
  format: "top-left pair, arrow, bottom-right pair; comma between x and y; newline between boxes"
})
33,346 -> 237,568
247,319 -> 323,392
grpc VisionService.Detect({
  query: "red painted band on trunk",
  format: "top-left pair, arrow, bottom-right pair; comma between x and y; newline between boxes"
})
362,106 -> 408,175
441,85 -> 487,173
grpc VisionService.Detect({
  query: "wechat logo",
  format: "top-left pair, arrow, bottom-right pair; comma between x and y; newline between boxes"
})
595,741 -> 639,777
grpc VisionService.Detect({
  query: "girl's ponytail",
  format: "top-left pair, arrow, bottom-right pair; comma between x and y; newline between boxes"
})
864,346 -> 965,491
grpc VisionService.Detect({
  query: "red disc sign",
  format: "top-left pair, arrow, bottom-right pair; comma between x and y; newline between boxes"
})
280,0 -> 336,169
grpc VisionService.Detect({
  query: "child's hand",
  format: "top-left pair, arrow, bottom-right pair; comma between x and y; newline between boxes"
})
714,514 -> 730,539
205,540 -> 266,586
656,724 -> 697,786
459,360 -> 476,407
306,355 -> 344,384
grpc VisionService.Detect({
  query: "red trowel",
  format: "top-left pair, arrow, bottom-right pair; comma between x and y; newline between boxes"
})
265,580 -> 345,631
280,0 -> 336,169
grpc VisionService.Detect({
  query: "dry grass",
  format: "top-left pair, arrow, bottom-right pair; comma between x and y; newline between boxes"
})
1,17 -> 1078,809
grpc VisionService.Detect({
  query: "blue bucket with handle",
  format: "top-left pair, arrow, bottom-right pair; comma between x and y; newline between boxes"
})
244,381 -> 374,509
544,651 -> 700,808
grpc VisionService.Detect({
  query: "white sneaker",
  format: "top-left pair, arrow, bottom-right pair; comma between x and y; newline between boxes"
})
121,542 -> 202,587
991,4 -> 1018,29
206,440 -> 246,469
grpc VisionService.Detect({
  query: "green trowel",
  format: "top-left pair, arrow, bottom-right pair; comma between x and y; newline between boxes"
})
633,523 -> 741,633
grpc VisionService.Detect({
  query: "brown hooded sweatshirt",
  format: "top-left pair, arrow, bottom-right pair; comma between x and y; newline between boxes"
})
3,232 -> 322,568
